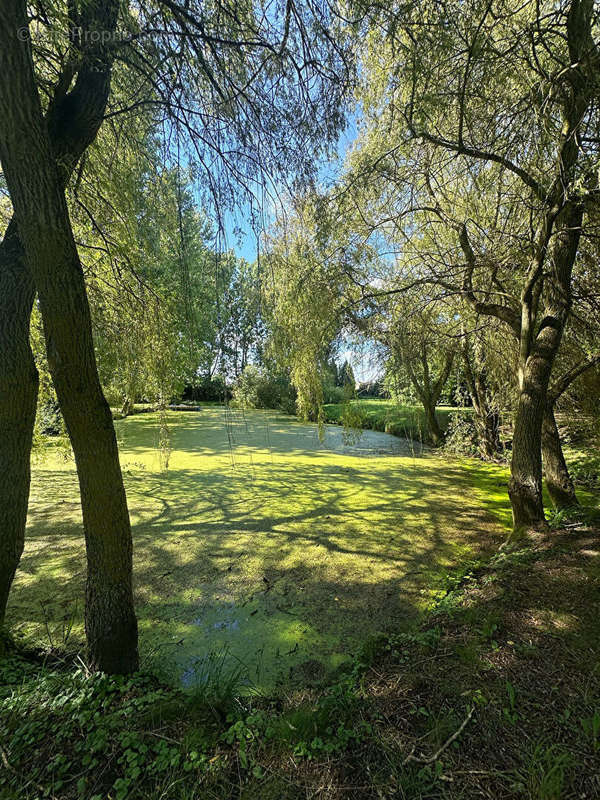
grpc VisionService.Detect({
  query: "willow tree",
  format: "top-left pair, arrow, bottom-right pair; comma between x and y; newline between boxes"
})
342,0 -> 600,535
0,0 -> 350,669
264,194 -> 373,422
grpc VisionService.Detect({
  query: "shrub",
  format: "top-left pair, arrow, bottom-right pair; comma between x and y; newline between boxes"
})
443,411 -> 479,457
323,384 -> 345,404
183,376 -> 229,402
231,366 -> 296,413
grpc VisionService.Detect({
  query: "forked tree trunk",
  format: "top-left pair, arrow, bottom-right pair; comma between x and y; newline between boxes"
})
0,0 -> 138,673
507,0 -> 593,536
508,202 -> 583,536
542,407 -> 578,509
0,223 -> 37,630
0,0 -> 121,632
403,342 -> 455,446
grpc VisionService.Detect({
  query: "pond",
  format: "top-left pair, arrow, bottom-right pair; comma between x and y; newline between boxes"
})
12,406 -> 508,691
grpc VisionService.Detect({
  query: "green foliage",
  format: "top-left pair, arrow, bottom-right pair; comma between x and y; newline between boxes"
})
546,503 -> 600,530
322,384 -> 345,404
264,196 -> 369,423
443,411 -> 480,457
511,743 -> 573,800
338,359 -> 356,391
0,658 -> 218,800
185,648 -> 251,709
324,398 -> 466,443
185,375 -> 229,403
231,365 -> 296,413
4,519 -> 600,799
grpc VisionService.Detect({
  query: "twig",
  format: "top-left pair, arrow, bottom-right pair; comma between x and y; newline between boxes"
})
0,744 -> 56,799
402,706 -> 475,765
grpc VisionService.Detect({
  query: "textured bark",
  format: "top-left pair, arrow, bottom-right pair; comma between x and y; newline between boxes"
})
0,28 -> 116,624
541,354 -> 600,509
0,0 -> 138,673
423,400 -> 444,446
507,0 -> 593,534
508,200 -> 584,535
478,406 -> 501,460
0,222 -> 37,627
403,342 -> 455,446
508,356 -> 549,532
454,0 -> 595,536
0,0 -> 120,634
542,407 -> 578,509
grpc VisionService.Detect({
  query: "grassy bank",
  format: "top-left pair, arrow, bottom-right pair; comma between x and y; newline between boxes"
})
323,399 -> 470,442
2,523 -> 600,799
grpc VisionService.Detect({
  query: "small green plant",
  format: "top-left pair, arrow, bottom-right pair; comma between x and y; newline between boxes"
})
515,743 -> 572,800
185,647 -> 252,709
503,680 -> 519,725
580,711 -> 600,752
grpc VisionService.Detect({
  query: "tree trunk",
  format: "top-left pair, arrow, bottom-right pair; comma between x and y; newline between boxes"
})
0,0 -> 121,633
423,398 -> 444,446
477,407 -> 501,460
508,358 -> 547,533
0,0 -> 138,673
542,406 -> 578,509
0,222 -> 37,629
508,0 -> 593,534
462,344 -> 501,459
508,203 -> 583,536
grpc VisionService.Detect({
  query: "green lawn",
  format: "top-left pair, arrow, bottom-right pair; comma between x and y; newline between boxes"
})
323,398 -> 469,441
11,407 -> 513,690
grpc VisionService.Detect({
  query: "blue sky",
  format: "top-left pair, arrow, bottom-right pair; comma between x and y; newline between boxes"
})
225,112 -> 359,263
214,111 -> 379,382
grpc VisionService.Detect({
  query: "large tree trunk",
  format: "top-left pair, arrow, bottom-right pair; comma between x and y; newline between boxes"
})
508,357 -> 548,532
0,0 -> 121,639
542,406 -> 578,509
0,0 -> 138,673
507,0 -> 593,535
0,223 -> 37,630
508,202 -> 583,536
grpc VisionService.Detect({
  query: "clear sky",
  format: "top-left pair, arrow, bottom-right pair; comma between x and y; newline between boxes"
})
225,112 -> 360,263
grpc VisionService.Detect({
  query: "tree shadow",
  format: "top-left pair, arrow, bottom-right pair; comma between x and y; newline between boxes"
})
11,409 -> 509,689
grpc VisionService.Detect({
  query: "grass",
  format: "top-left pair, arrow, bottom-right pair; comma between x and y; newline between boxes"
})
323,398 -> 470,442
11,406 -> 510,690
2,526 -> 600,799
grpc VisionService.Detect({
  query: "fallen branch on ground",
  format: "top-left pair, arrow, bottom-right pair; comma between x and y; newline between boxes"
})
402,706 -> 475,766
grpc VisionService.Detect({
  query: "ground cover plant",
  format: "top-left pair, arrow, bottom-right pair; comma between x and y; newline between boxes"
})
2,523 -> 599,799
